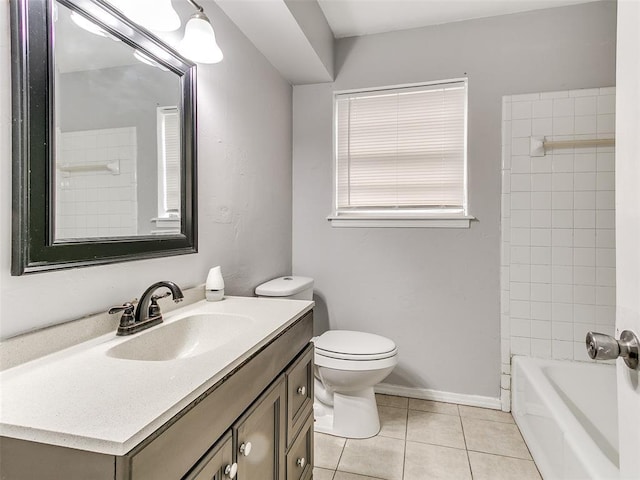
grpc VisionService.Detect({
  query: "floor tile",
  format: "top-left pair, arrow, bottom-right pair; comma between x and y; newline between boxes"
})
468,451 -> 541,480
459,405 -> 515,423
462,417 -> 532,459
334,471 -> 384,480
406,410 -> 466,449
314,397 -> 543,480
404,441 -> 471,480
375,394 -> 408,409
338,436 -> 405,480
315,432 -> 346,470
377,405 -> 407,439
408,398 -> 459,416
313,467 -> 336,480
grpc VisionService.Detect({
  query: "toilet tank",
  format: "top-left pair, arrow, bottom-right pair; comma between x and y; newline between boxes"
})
255,276 -> 314,300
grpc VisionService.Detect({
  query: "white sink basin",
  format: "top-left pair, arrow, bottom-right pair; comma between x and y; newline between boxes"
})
106,313 -> 255,361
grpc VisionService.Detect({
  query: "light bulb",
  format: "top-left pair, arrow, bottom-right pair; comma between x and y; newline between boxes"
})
70,11 -> 122,41
133,50 -> 169,71
70,11 -> 108,37
178,12 -> 223,64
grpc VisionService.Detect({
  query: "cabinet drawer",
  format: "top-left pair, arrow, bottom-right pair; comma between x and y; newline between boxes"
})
286,413 -> 313,480
286,344 -> 314,445
183,432 -> 233,480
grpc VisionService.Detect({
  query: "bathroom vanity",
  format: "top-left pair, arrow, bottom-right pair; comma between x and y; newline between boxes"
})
0,297 -> 314,480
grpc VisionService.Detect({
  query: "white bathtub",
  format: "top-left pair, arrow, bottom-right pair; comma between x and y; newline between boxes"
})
512,356 -> 619,480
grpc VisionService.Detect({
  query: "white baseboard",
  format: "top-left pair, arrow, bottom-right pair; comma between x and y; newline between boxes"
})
374,383 -> 502,410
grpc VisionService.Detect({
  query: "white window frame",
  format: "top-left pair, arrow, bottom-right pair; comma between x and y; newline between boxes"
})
328,79 -> 474,228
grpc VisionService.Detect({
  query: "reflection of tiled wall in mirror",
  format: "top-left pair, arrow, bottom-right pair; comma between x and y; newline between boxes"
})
55,127 -> 138,239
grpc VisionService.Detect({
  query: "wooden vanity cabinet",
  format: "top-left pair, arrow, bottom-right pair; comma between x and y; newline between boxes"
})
185,352 -> 314,480
0,311 -> 314,480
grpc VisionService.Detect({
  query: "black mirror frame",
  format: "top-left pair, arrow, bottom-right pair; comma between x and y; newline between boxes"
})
10,0 -> 198,275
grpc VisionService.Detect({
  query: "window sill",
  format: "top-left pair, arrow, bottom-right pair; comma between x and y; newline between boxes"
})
326,214 -> 475,228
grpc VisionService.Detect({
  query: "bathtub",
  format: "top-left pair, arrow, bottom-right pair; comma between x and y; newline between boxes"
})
512,356 -> 619,480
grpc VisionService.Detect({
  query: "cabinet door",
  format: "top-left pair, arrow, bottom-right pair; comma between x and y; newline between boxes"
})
286,344 -> 314,446
234,377 -> 286,480
183,432 -> 236,480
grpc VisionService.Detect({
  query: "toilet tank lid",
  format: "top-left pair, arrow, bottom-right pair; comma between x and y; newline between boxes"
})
255,276 -> 314,297
314,330 -> 397,356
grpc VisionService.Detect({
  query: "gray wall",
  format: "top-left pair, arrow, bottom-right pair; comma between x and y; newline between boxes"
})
0,0 -> 293,339
292,1 -> 616,398
59,65 -> 180,234
284,0 -> 334,79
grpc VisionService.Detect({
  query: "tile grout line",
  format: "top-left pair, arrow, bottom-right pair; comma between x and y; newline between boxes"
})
402,405 -> 408,480
332,436 -> 348,479
466,447 -> 536,462
458,404 -> 475,480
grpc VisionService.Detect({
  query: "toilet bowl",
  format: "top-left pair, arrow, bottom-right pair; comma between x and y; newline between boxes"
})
313,330 -> 397,438
255,276 -> 399,439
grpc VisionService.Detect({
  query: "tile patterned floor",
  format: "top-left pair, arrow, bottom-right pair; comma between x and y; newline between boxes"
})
313,394 -> 541,480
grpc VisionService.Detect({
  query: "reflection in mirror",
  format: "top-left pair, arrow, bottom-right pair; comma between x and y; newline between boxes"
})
53,0 -> 182,240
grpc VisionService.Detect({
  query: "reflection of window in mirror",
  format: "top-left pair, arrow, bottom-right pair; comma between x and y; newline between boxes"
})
153,106 -> 181,234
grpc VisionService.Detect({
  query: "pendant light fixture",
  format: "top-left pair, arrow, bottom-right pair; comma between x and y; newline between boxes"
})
178,0 -> 224,64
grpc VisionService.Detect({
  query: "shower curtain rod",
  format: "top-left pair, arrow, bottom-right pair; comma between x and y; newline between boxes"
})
57,161 -> 120,175
530,136 -> 615,157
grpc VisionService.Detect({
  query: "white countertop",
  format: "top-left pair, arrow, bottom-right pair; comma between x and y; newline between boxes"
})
0,296 -> 313,456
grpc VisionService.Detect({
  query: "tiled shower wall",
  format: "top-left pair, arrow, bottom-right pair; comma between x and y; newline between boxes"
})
55,127 -> 138,239
500,87 -> 616,410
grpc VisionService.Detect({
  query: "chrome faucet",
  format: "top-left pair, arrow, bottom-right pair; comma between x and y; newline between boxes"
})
109,281 -> 184,336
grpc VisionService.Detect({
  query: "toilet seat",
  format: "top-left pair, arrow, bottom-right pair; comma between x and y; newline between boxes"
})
313,330 -> 397,359
315,347 -> 398,361
313,330 -> 398,371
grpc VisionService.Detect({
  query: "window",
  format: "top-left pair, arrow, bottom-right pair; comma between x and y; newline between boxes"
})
156,106 -> 181,219
330,79 -> 471,228
152,107 -> 182,235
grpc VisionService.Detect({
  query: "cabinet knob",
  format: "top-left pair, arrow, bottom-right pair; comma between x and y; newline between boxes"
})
224,463 -> 238,479
239,441 -> 252,456
297,457 -> 306,468
297,386 -> 306,396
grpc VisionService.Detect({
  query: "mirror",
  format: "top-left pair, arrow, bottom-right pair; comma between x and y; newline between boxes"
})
11,0 -> 197,275
54,1 -> 183,239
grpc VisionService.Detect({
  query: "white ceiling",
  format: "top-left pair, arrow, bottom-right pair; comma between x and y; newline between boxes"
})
317,0 -> 602,38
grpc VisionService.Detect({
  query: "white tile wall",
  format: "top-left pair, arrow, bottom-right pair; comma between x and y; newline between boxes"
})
55,127 -> 138,239
500,87 -> 616,410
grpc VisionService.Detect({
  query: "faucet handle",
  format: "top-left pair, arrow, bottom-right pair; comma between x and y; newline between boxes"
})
150,291 -> 172,302
109,302 -> 135,329
108,302 -> 134,315
148,293 -> 170,319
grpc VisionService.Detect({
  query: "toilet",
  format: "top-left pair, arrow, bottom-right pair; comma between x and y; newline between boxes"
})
255,276 -> 398,439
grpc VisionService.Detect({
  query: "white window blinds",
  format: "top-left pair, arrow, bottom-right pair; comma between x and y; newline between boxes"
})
157,107 -> 181,216
334,80 -> 467,215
